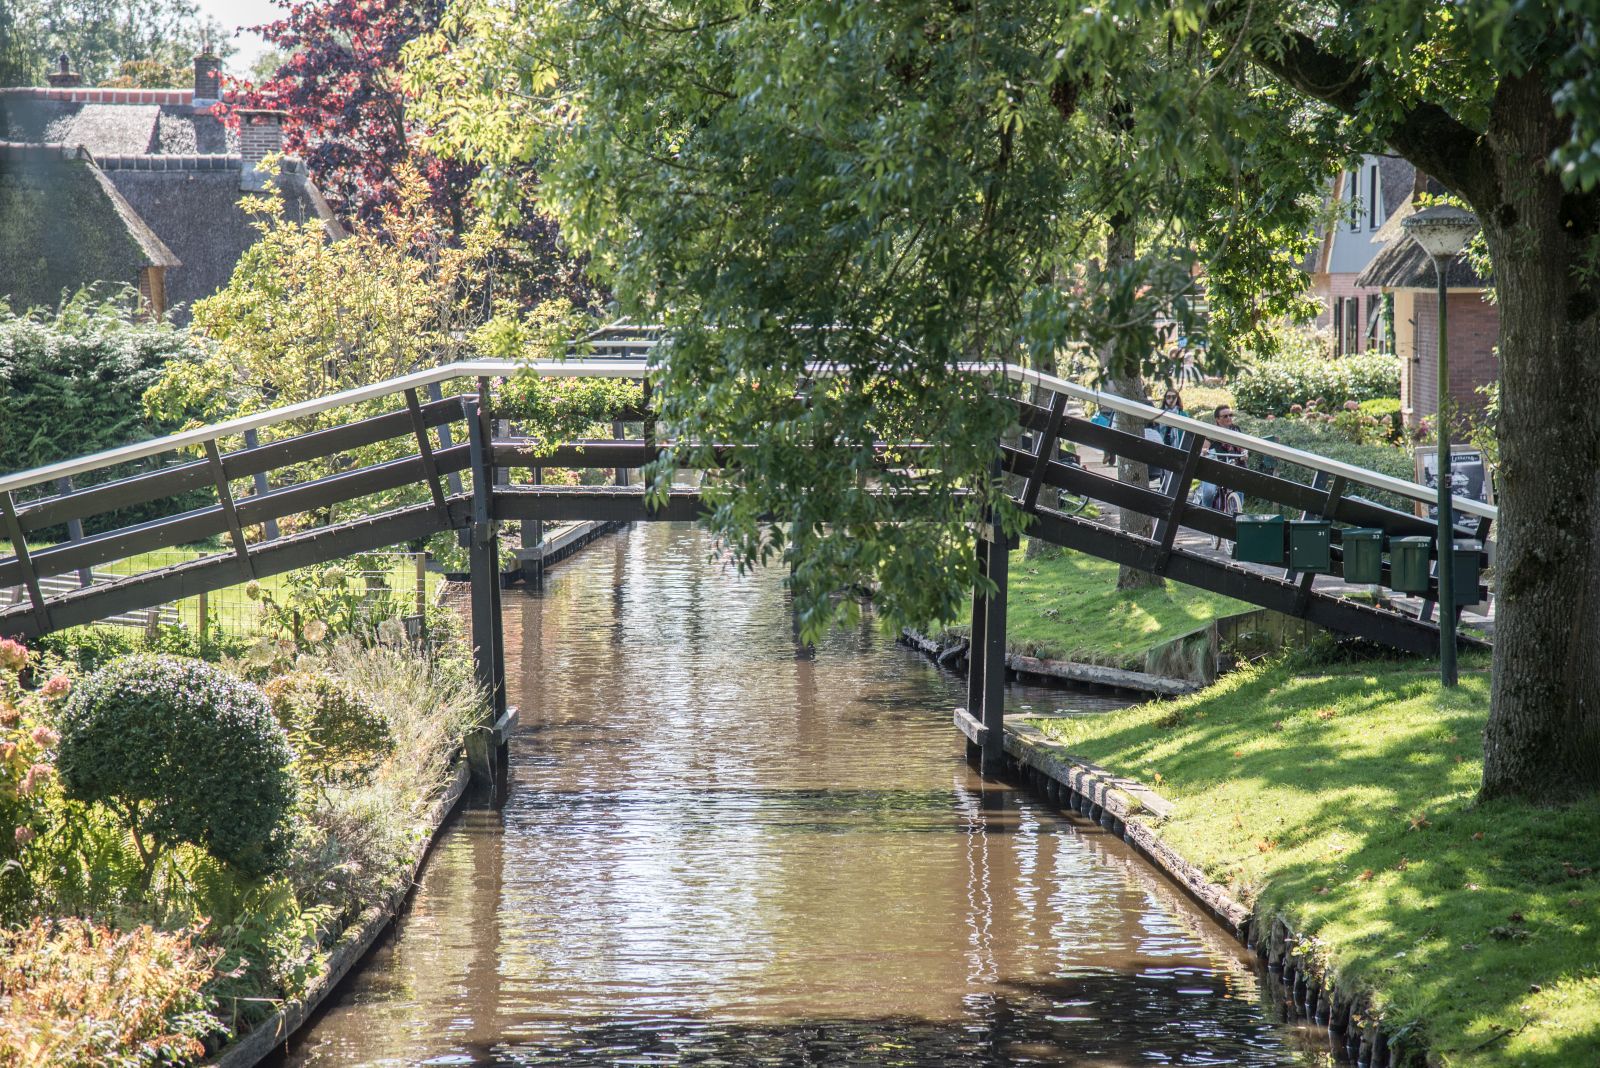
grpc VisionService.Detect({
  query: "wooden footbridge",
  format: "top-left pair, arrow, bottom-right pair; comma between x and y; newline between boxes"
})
0,324 -> 1493,782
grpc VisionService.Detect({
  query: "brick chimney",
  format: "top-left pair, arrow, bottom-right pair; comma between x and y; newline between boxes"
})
194,48 -> 222,103
236,108 -> 287,191
46,53 -> 81,88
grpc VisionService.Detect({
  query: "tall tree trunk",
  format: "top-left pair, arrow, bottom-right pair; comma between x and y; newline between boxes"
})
1477,73 -> 1600,802
1098,220 -> 1164,590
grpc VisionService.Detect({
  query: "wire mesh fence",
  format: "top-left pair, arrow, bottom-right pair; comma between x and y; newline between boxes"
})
2,549 -> 437,639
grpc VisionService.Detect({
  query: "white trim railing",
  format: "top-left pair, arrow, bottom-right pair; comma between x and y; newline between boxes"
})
0,336 -> 1494,526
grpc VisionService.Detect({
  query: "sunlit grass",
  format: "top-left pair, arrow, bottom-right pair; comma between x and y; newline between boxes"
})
990,546 -> 1248,667
1035,652 -> 1600,1066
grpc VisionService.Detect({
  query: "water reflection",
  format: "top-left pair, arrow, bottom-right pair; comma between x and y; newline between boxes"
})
277,524 -> 1319,1066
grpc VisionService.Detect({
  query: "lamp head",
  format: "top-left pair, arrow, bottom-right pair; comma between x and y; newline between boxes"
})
1402,204 -> 1479,260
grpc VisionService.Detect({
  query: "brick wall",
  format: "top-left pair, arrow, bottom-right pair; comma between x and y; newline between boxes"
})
1407,289 -> 1498,425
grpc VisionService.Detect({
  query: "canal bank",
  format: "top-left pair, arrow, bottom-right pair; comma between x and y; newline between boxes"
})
213,525 -> 628,1067
1021,652 -> 1595,1068
273,524 -> 1337,1067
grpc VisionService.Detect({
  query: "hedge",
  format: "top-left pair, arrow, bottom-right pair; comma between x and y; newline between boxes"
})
1235,414 -> 1416,514
1230,353 -> 1401,416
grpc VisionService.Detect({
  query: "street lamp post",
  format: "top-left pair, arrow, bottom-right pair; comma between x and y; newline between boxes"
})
1402,204 -> 1479,688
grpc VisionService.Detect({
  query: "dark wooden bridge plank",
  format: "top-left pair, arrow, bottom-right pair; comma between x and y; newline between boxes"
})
0,500 -> 465,639
493,486 -> 709,523
233,445 -> 469,527
12,397 -> 463,534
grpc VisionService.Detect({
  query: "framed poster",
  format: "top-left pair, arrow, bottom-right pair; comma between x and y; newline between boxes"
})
1414,445 -> 1492,521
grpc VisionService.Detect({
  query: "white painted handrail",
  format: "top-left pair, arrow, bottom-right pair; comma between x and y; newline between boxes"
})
0,359 -> 648,496
1005,365 -> 1497,523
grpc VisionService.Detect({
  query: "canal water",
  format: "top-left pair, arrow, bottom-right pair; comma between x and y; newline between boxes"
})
279,524 -> 1325,1066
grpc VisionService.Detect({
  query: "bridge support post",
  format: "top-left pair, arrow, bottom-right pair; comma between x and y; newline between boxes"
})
978,531 -> 1010,778
964,538 -> 988,767
466,389 -> 510,792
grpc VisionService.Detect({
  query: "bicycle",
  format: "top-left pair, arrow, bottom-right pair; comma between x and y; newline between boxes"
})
1190,449 -> 1247,551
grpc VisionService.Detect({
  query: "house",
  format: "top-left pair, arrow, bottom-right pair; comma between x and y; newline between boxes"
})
1303,153 -> 1499,427
1304,153 -> 1415,355
0,50 -> 342,322
1357,200 -> 1498,428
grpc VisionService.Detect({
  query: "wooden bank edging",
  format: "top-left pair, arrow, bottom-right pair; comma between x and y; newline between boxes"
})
900,628 -> 1198,697
204,756 -> 473,1068
1004,720 -> 1422,1068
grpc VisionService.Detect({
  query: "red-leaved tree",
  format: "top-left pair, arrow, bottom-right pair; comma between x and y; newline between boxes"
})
231,0 -> 602,308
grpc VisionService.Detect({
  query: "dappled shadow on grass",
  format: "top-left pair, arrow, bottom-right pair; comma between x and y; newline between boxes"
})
1036,653 -> 1600,1066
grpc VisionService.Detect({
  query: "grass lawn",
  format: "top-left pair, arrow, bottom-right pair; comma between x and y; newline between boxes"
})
974,546 -> 1249,668
1034,652 -> 1600,1066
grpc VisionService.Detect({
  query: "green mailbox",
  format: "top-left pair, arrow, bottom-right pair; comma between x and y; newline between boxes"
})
1451,540 -> 1484,606
1288,519 -> 1332,573
1389,536 -> 1433,593
1340,528 -> 1385,584
1233,514 -> 1286,565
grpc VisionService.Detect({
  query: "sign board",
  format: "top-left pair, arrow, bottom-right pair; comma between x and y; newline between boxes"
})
1413,445 -> 1492,521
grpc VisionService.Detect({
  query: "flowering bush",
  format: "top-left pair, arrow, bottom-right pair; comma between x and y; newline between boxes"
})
1230,351 -> 1401,416
0,918 -> 221,1066
0,638 -> 68,917
57,656 -> 297,883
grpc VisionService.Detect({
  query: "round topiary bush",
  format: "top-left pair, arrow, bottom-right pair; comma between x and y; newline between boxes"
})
57,655 -> 297,879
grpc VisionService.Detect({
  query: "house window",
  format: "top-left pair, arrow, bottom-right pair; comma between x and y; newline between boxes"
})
1368,164 -> 1380,228
1347,170 -> 1360,231
1332,297 -> 1345,354
1344,296 -> 1361,354
1367,296 -> 1386,353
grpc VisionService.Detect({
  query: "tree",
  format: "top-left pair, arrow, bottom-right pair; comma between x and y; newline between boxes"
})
0,0 -> 228,87
233,0 -> 603,308
234,0 -> 456,225
407,1 -> 1600,802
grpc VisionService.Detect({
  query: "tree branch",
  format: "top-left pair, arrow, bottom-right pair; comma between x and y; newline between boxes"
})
1246,27 -> 1499,206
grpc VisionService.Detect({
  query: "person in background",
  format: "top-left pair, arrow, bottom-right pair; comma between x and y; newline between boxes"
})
1196,404 -> 1247,509
1156,389 -> 1187,449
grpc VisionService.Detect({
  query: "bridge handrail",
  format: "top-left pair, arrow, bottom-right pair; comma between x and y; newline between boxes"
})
0,339 -> 1494,526
1005,365 -> 1497,524
0,358 -> 648,497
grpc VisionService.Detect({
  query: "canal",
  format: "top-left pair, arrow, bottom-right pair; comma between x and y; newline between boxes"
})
278,524 -> 1324,1066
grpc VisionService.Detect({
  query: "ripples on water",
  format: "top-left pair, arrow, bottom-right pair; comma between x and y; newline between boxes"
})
278,525 -> 1329,1067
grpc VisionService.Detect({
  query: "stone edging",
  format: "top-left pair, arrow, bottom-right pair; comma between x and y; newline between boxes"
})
1003,721 -> 1421,1068
204,757 -> 473,1067
899,628 -> 1199,697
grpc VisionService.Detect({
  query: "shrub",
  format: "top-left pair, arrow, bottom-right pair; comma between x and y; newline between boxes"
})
0,638 -> 69,922
1230,352 -> 1401,416
57,656 -> 297,882
262,672 -> 392,788
33,625 -> 141,675
0,288 -> 207,534
1358,397 -> 1404,444
1236,414 -> 1415,513
0,918 -> 221,1067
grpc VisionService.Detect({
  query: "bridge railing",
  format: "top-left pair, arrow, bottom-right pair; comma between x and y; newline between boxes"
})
0,322 -> 1491,638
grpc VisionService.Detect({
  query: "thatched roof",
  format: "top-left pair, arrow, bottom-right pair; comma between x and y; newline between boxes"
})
0,143 -> 178,312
